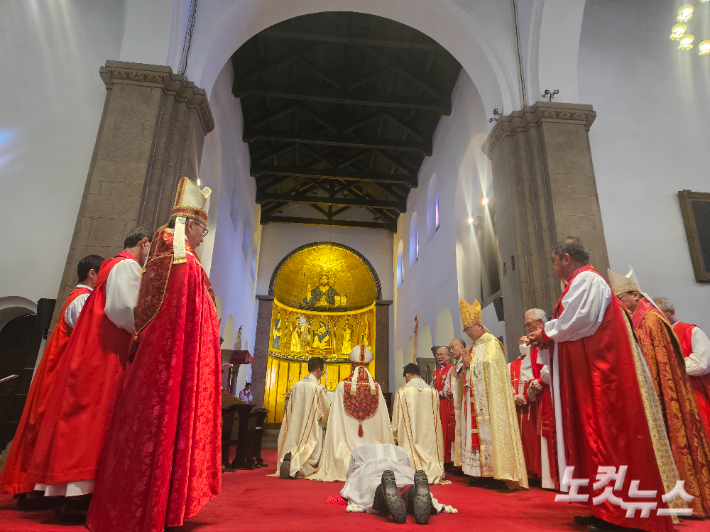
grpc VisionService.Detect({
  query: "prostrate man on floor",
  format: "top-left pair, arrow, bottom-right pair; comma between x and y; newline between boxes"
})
522,308 -> 558,490
0,254 -> 104,501
430,346 -> 454,467
655,297 -> 710,435
528,238 -> 680,532
341,443 -> 457,525
508,337 -> 539,484
610,267 -> 710,517
309,345 -> 393,482
26,228 -> 151,521
391,363 -> 445,484
451,298 -> 527,489
87,177 -> 222,532
277,356 -> 331,479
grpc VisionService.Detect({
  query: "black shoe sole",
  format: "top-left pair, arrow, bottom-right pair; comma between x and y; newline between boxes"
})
280,452 -> 292,479
412,470 -> 432,525
381,470 -> 407,524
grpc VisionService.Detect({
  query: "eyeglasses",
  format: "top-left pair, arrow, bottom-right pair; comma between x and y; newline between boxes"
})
193,221 -> 209,237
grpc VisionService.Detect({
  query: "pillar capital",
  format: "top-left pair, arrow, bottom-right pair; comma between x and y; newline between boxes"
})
100,61 -> 214,134
483,102 -> 596,158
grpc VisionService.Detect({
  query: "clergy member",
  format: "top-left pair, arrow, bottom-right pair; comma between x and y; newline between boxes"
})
508,337 -> 540,484
309,344 -> 393,482
430,346 -> 454,466
391,363 -> 445,484
528,238 -> 679,532
609,267 -> 710,517
452,298 -> 527,489
277,356 -> 331,479
87,177 -> 222,532
341,444 -> 457,525
446,337 -> 466,470
0,254 -> 104,501
655,297 -> 710,434
522,309 -> 558,491
27,228 -> 151,520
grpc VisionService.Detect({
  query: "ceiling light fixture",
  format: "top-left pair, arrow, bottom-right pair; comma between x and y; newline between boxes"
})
699,40 -> 710,55
197,177 -> 201,186
467,217 -> 474,225
680,33 -> 695,50
482,197 -> 490,206
670,23 -> 687,40
678,4 -> 694,22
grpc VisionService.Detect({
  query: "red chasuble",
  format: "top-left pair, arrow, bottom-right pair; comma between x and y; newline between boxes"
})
509,357 -> 540,479
632,299 -> 710,517
0,286 -> 91,494
542,265 -> 673,532
674,321 -> 710,435
27,253 -> 135,487
432,363 -> 453,463
87,229 -> 221,532
530,348 -> 559,490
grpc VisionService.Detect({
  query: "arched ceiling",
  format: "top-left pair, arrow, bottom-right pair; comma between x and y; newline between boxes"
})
231,12 -> 462,232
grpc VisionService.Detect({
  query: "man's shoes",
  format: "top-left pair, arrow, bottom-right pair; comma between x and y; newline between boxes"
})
574,515 -> 603,527
16,493 -> 61,511
56,498 -> 90,524
279,452 -> 297,479
409,470 -> 432,525
380,470 -> 407,524
587,522 -> 633,532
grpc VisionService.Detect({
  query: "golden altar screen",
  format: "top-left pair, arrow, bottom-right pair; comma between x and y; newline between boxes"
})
263,243 -> 379,424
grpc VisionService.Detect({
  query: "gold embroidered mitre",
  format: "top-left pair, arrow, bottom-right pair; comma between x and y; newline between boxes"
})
459,298 -> 481,327
608,266 -> 641,297
170,177 -> 212,264
171,176 -> 211,225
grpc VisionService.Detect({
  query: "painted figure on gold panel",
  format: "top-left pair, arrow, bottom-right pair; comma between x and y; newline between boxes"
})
303,274 -> 340,310
290,316 -> 308,354
361,317 -> 371,347
312,321 -> 331,350
341,321 -> 354,355
272,311 -> 282,350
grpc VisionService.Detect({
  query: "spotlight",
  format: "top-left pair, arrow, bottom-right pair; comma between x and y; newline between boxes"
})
679,33 -> 695,50
467,217 -> 474,225
197,178 -> 201,186
482,197 -> 490,207
699,40 -> 710,55
670,23 -> 687,41
678,4 -> 694,23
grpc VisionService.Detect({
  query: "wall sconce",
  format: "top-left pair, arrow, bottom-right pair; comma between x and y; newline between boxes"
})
670,23 -> 687,40
678,4 -> 694,23
680,33 -> 695,50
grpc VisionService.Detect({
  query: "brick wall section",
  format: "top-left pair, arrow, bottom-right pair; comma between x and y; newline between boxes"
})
51,61 -> 214,327
483,102 -> 609,349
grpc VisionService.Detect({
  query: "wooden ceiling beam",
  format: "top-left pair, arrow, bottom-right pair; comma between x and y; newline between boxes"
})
235,83 -> 450,114
256,191 -> 406,212
260,214 -> 397,232
262,29 -> 446,53
250,165 -> 416,187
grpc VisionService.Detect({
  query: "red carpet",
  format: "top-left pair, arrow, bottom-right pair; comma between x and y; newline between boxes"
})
0,449 -> 705,531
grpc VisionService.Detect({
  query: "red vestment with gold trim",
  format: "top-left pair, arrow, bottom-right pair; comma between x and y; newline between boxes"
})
87,229 -> 221,532
27,253 -> 135,487
674,321 -> 710,437
541,265 -> 673,532
509,357 -> 540,479
632,299 -> 710,517
0,286 -> 91,494
530,348 -> 559,490
432,363 -> 453,462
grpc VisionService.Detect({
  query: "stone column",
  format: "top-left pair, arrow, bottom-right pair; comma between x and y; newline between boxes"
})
251,297 -> 274,408
52,61 -> 214,324
375,301 -> 391,393
482,102 -> 609,349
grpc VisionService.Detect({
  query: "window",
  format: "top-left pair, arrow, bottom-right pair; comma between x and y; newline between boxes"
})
435,194 -> 440,231
416,231 -> 419,261
409,212 -> 418,268
426,174 -> 439,241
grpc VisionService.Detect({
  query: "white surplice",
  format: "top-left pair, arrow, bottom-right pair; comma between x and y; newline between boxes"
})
391,378 -> 445,484
341,444 -> 455,514
63,284 -> 93,329
683,326 -> 710,376
275,374 -> 330,477
308,374 -> 393,482
104,258 -> 142,332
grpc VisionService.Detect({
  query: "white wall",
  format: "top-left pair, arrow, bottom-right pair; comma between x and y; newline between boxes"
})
0,0 -> 125,303
392,70 -> 506,389
579,0 -> 710,331
201,61 -> 261,386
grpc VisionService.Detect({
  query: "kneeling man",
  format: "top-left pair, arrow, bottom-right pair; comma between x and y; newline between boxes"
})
391,364 -> 444,484
277,357 -> 330,479
341,444 -> 457,525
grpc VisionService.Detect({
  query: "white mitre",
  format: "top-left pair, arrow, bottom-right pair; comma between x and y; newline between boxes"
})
348,344 -> 376,396
608,266 -> 641,298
